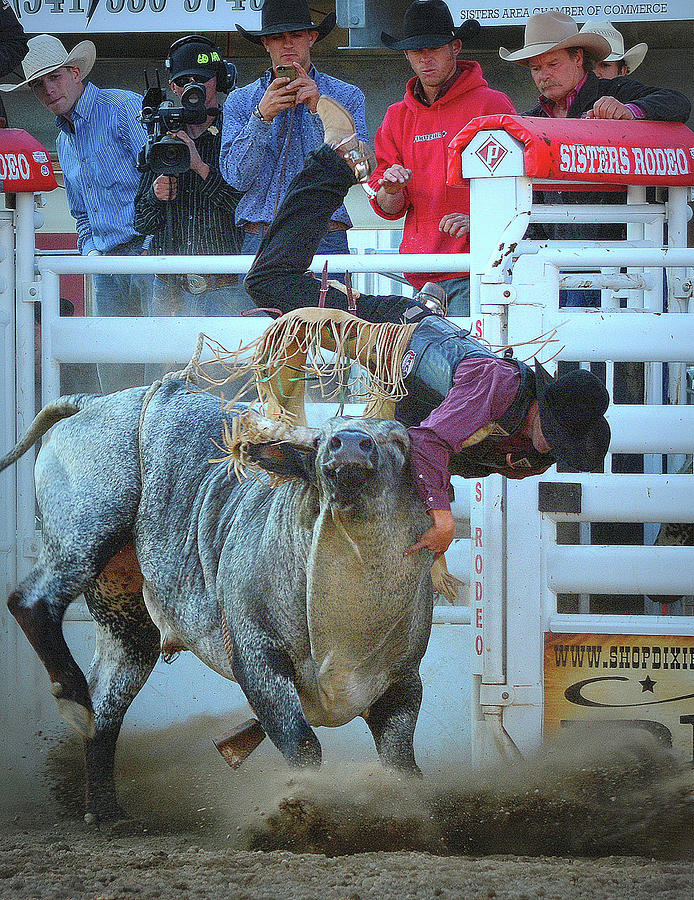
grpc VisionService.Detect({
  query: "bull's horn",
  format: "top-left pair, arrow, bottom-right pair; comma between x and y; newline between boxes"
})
232,408 -> 319,451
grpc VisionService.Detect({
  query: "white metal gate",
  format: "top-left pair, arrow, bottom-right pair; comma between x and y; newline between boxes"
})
457,115 -> 694,765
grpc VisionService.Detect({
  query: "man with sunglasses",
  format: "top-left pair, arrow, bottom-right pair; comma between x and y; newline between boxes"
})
134,37 -> 248,344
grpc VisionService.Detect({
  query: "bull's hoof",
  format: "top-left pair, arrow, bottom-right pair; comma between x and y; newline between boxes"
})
55,695 -> 95,739
85,811 -> 144,836
294,736 -> 322,769
48,671 -> 94,737
213,719 -> 266,769
85,797 -> 130,827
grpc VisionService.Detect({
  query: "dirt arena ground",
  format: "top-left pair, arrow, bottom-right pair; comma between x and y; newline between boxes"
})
1,717 -> 691,900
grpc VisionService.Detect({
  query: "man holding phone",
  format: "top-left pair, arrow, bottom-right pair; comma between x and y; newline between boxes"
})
221,0 -> 367,264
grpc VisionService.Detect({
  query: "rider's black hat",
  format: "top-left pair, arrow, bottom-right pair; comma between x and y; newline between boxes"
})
534,360 -> 611,472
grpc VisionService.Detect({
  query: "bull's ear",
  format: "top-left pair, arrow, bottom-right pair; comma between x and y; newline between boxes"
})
248,441 -> 317,482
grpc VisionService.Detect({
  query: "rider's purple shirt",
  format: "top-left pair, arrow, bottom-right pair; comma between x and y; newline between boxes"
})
407,356 -> 531,510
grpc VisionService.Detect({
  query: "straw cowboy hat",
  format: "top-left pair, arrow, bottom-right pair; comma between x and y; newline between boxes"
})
499,12 -> 610,66
579,20 -> 648,73
381,0 -> 480,51
0,34 -> 96,92
236,0 -> 336,45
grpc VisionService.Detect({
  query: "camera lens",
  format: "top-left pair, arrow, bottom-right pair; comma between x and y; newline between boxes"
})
181,82 -> 206,110
148,135 -> 190,175
161,143 -> 181,164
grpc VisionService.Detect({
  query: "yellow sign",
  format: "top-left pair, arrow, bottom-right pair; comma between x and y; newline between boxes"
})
544,633 -> 694,766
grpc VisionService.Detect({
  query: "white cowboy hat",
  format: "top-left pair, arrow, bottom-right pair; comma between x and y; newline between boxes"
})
579,20 -> 648,74
0,34 -> 96,92
499,11 -> 610,66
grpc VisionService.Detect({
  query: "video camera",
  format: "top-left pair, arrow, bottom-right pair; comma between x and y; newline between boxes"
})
138,77 -> 208,176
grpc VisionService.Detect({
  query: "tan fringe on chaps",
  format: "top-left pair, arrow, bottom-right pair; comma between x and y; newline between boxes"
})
196,308 -> 418,426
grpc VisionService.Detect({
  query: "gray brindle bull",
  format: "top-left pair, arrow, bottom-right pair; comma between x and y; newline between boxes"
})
1,382 -> 434,820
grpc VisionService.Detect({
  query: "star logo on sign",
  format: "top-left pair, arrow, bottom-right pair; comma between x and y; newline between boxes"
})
475,136 -> 508,173
639,675 -> 656,693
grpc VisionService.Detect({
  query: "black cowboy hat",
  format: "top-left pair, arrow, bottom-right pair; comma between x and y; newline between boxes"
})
237,0 -> 336,45
534,361 -> 611,472
381,0 -> 481,51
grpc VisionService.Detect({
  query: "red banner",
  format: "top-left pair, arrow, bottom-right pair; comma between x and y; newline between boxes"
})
0,130 -> 57,193
448,115 -> 694,187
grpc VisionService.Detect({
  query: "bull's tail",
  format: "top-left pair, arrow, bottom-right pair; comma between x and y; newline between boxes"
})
0,394 -> 100,474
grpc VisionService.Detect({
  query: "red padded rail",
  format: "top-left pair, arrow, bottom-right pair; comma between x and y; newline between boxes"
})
0,129 -> 57,193
448,115 -> 694,187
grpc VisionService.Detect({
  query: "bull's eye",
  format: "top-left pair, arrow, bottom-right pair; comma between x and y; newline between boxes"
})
390,434 -> 409,455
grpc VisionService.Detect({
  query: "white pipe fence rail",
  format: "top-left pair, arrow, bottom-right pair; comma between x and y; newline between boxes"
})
546,546 -> 694,595
541,474 -> 694,522
36,252 -> 471,277
536,247 -> 694,268
548,312 -> 694,361
530,203 -> 666,223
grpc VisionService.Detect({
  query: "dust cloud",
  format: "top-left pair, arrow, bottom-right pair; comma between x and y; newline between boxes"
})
27,715 -> 692,859
1,716 -> 691,899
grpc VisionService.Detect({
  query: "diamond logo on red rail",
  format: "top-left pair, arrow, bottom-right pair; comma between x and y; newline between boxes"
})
475,136 -> 508,172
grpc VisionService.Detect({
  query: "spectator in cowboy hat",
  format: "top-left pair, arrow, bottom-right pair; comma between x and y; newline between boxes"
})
579,20 -> 648,80
0,34 -> 151,392
220,0 -> 367,273
0,0 -> 28,126
370,0 -> 515,316
499,11 -> 690,307
500,11 -> 688,122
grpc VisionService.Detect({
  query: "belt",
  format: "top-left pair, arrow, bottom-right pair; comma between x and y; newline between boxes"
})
105,237 -> 146,255
244,221 -> 348,234
155,273 -> 239,293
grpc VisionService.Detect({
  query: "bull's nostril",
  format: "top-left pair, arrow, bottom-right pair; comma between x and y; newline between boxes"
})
359,438 -> 374,453
329,436 -> 342,451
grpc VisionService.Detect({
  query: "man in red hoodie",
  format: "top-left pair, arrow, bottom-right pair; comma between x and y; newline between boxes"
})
370,1 -> 515,316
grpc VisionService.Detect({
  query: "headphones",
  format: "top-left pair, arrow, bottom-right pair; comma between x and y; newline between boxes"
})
165,35 -> 236,94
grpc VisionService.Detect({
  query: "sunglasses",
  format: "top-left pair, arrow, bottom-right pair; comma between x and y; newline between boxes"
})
172,73 -> 213,88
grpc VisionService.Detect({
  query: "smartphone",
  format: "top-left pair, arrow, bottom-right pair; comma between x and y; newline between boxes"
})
276,64 -> 297,82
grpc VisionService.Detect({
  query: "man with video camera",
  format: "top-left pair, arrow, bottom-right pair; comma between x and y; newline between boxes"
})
134,36 -> 247,324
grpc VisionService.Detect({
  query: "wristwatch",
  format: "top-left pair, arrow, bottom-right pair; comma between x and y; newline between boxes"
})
252,104 -> 270,124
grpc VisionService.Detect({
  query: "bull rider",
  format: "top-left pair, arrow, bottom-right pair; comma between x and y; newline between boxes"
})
242,98 -> 611,559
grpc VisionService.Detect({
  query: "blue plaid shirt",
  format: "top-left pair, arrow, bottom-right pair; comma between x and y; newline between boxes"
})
56,82 -> 147,254
220,67 -> 367,228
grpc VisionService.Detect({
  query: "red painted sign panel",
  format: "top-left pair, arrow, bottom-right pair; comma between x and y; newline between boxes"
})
449,115 -> 694,187
0,129 -> 58,193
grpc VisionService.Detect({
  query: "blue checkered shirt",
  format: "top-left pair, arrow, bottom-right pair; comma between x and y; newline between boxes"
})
220,67 -> 367,228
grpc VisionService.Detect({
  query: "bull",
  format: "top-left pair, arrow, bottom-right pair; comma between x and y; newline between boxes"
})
1,382 -> 434,821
